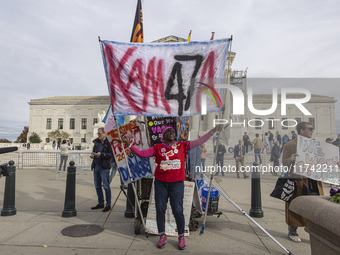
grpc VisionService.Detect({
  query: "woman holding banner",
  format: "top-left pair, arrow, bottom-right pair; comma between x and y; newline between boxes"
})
122,124 -> 223,250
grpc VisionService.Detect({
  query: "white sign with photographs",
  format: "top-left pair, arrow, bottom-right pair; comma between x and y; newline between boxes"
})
145,180 -> 195,236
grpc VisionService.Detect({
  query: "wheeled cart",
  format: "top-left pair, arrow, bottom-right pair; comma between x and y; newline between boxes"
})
134,177 -> 153,234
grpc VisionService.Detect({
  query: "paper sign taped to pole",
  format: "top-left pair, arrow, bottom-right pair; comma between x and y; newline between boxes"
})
145,180 -> 195,236
295,135 -> 340,185
146,116 -> 177,146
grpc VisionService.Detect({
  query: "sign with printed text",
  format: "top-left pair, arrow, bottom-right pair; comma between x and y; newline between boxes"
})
106,119 -> 154,184
101,39 -> 230,116
145,180 -> 195,236
295,135 -> 340,185
175,117 -> 190,141
146,117 -> 177,146
195,177 -> 221,214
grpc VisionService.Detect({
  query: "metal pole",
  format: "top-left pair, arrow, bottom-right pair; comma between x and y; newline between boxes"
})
1,161 -> 16,216
102,189 -> 122,230
200,111 -> 225,234
97,39 -> 135,218
249,162 -> 264,218
62,161 -> 77,217
200,37 -> 232,234
203,175 -> 292,255
226,35 -> 233,84
125,184 -> 135,218
192,115 -> 202,179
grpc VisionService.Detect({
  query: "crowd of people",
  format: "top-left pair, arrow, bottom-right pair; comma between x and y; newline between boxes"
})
202,123 -> 339,244
206,130 -> 299,178
53,140 -> 74,150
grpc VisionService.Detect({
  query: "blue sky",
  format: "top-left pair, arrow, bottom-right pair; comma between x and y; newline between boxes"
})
1,0 -> 340,141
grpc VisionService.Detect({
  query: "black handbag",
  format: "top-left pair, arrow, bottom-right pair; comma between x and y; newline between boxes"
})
270,177 -> 296,202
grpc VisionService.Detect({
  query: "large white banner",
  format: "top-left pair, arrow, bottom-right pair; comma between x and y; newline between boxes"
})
145,180 -> 195,236
101,39 -> 230,116
295,135 -> 340,185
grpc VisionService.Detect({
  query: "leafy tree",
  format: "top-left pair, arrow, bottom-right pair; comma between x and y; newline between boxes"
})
48,129 -> 70,140
15,126 -> 29,143
47,130 -> 61,140
0,138 -> 11,143
28,132 -> 42,143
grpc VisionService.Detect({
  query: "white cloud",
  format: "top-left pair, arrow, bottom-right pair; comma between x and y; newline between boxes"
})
0,0 -> 339,137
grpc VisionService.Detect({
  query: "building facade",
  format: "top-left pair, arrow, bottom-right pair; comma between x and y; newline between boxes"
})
28,96 -> 110,146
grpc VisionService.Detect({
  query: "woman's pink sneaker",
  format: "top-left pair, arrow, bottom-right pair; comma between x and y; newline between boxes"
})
157,234 -> 167,249
178,236 -> 186,250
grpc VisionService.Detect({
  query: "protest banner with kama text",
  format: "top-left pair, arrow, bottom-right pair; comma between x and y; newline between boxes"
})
100,39 -> 230,116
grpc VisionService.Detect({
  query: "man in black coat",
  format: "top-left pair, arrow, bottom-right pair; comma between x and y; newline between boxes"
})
90,127 -> 114,212
214,140 -> 226,176
268,131 -> 274,151
234,139 -> 249,179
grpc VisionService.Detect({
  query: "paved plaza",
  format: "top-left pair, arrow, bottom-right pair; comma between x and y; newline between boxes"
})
0,163 -> 330,255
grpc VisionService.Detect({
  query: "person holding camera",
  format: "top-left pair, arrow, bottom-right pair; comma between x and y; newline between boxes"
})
90,127 -> 114,213
0,163 -> 9,178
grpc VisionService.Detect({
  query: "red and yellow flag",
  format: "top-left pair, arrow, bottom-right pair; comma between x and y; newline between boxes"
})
187,30 -> 192,42
130,0 -> 143,43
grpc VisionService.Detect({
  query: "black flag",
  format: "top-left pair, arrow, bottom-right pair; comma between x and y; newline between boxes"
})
130,0 -> 144,42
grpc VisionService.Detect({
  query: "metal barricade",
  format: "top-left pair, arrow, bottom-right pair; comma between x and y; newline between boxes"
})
22,151 -> 58,169
0,152 -> 19,166
0,150 -> 93,170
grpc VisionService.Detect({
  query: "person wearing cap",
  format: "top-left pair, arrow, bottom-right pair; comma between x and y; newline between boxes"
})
122,124 -> 223,250
326,138 -> 333,144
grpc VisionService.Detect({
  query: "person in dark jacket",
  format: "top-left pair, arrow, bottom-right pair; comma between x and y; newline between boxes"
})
281,134 -> 289,153
90,127 -> 114,212
268,131 -> 274,150
243,132 -> 250,153
332,137 -> 340,147
233,140 -> 249,179
214,140 -> 227,176
270,141 -> 280,176
276,131 -> 282,145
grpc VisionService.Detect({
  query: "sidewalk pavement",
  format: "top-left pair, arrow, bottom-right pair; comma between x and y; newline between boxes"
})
0,166 -> 328,255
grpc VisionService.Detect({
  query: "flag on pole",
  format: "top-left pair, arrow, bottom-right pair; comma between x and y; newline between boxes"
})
130,0 -> 144,43
105,0 -> 144,128
210,32 -> 215,40
187,30 -> 192,42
